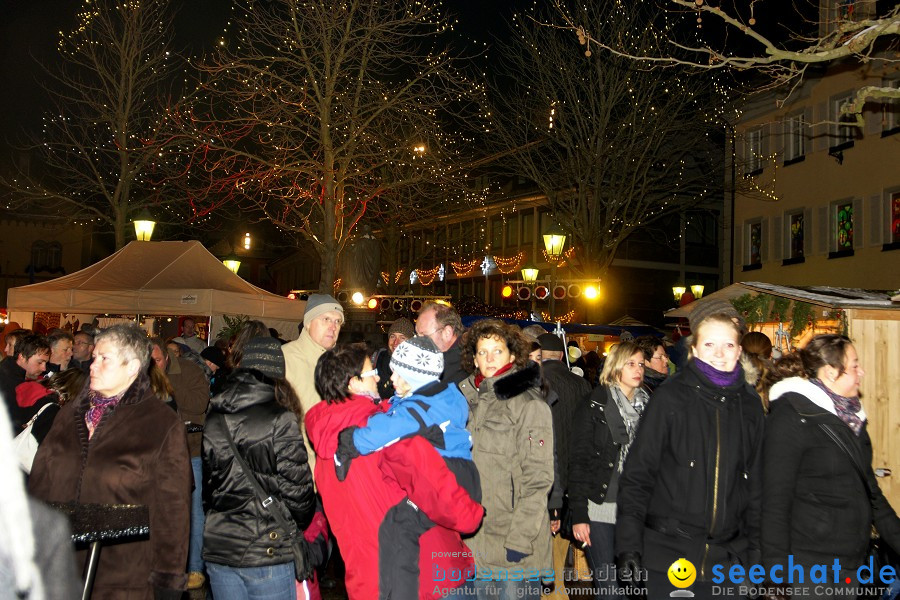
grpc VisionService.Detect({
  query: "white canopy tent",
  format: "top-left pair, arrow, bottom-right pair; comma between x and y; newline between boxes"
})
7,240 -> 305,341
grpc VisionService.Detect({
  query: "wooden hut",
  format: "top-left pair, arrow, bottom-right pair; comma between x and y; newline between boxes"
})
668,282 -> 900,507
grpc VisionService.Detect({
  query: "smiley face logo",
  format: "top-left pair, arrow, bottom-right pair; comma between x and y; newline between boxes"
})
667,558 -> 696,588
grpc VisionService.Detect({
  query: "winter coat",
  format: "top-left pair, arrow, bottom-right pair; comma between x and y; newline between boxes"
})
352,380 -> 472,460
29,372 -> 192,598
615,359 -> 765,579
202,369 -> 315,568
166,352 -> 209,458
283,329 -> 327,472
568,385 -> 627,524
305,394 -> 484,600
440,338 -> 468,385
541,359 -> 591,490
0,357 -> 27,432
457,361 -> 554,576
762,377 -> 900,571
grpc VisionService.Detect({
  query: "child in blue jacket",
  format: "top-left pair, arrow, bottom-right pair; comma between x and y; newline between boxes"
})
335,336 -> 481,599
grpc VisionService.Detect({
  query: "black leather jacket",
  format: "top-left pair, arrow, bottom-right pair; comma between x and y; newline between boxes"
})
202,369 -> 315,567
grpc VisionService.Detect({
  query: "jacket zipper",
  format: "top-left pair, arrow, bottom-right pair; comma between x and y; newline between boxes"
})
702,409 -> 722,579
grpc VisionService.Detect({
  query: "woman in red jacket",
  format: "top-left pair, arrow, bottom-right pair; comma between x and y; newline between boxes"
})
305,343 -> 483,600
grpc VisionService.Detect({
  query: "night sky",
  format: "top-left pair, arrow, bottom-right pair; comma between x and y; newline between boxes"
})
0,0 -> 518,153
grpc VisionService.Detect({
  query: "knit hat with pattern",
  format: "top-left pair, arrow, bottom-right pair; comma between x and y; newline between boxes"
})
390,336 -> 444,393
241,337 -> 285,379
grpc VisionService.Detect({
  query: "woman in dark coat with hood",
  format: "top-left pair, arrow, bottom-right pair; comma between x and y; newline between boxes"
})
202,334 -> 314,599
762,334 -> 900,598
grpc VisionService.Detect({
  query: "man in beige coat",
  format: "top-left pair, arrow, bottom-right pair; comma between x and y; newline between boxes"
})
283,293 -> 344,471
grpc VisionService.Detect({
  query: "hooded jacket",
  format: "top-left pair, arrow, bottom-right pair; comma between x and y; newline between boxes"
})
202,369 -> 315,568
305,394 -> 483,600
29,372 -> 192,598
457,361 -> 554,576
615,359 -> 765,579
762,377 -> 900,571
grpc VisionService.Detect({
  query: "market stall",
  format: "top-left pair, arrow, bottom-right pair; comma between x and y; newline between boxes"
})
6,240 -> 305,342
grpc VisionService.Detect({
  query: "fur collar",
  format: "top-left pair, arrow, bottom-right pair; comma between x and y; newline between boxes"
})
493,361 -> 543,400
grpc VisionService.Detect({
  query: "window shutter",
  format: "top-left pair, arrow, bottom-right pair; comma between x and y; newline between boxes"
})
867,194 -> 883,246
866,100 -> 882,136
853,197 -> 864,249
735,222 -> 744,265
772,215 -> 783,261
803,208 -> 813,255
803,107 -> 813,154
772,119 -> 784,161
760,124 -> 770,168
760,218 -> 769,262
813,103 -> 828,152
817,206 -> 829,254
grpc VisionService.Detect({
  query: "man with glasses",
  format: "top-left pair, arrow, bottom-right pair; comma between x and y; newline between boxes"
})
414,301 -> 467,384
635,335 -> 669,393
72,330 -> 95,373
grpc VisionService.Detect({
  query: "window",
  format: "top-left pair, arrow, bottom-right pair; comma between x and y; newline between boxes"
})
506,213 -> 519,247
521,210 -> 534,244
745,129 -> 763,174
747,221 -> 762,266
835,201 -> 854,250
490,216 -> 503,249
883,79 -> 900,136
30,241 -> 62,271
831,93 -> 857,149
784,114 -> 806,163
891,191 -> 900,245
836,0 -> 854,19
788,212 -> 805,259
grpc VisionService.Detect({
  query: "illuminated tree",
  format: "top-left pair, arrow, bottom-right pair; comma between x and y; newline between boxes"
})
0,0 -> 182,249
553,0 -> 899,124
487,0 -> 724,279
172,0 -> 484,291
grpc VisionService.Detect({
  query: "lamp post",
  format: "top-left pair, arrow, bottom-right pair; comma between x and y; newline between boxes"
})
542,225 -> 567,320
132,209 -> 156,242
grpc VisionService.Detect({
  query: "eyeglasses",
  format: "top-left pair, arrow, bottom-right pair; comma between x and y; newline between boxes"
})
359,368 -> 378,379
651,354 -> 667,362
416,326 -> 445,338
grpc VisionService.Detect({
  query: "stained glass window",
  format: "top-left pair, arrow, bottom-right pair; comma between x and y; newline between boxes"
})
789,213 -> 804,258
836,202 -> 853,250
837,0 -> 854,19
748,222 -> 762,265
891,192 -> 900,244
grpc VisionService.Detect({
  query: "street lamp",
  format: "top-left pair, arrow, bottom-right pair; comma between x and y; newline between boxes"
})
223,253 -> 241,274
691,284 -> 705,300
132,209 -> 156,242
542,224 -> 567,319
520,264 -> 539,284
672,286 -> 686,304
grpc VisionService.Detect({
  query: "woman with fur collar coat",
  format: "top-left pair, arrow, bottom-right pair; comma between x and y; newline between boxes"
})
457,319 -> 554,600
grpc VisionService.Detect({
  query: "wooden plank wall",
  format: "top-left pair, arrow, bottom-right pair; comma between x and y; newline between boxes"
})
849,310 -> 900,509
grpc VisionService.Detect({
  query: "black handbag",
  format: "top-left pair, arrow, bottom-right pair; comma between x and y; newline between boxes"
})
222,424 -> 312,582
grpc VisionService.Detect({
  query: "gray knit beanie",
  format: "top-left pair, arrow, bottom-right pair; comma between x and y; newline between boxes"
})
688,298 -> 746,334
390,336 -> 444,393
303,294 -> 344,328
241,337 -> 285,379
388,318 -> 415,340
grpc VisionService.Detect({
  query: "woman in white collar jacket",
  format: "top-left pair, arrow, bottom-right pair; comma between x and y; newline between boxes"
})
762,334 -> 900,599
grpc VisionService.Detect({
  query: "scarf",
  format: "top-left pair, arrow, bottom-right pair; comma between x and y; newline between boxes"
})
609,384 -> 649,473
694,358 -> 742,387
85,389 -> 125,439
474,361 -> 514,388
812,378 -> 864,436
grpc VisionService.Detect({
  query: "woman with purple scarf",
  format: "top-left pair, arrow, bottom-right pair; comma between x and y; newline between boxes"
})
762,334 -> 900,599
615,300 -> 765,600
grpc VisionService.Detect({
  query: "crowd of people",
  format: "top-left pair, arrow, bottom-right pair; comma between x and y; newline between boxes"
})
0,294 -> 897,600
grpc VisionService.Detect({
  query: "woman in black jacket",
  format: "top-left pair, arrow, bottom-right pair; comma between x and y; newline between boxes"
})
202,334 -> 314,599
762,334 -> 900,599
615,300 -> 765,600
569,341 -> 649,600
